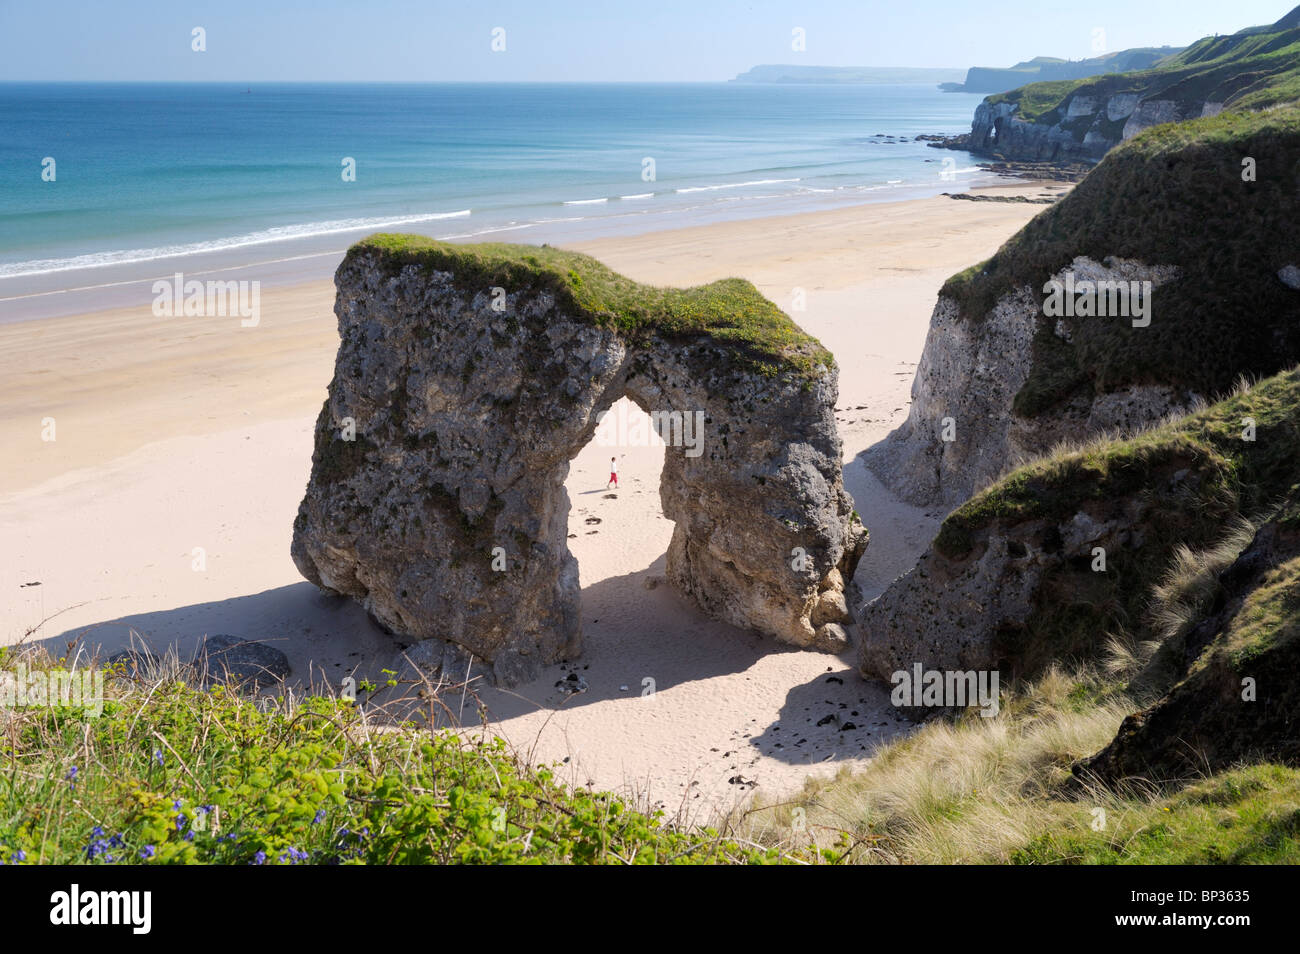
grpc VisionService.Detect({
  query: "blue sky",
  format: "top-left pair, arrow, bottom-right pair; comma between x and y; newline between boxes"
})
0,0 -> 1292,81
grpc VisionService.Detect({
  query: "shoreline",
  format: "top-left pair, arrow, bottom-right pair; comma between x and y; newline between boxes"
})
2,180 -> 1064,812
0,174 -> 1034,325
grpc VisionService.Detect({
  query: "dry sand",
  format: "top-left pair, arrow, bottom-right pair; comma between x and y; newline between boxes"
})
1,181 -> 1065,819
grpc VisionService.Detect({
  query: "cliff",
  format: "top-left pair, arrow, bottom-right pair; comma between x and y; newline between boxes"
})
868,106 -> 1300,510
862,358 -> 1300,777
957,7 -> 1300,162
944,49 -> 1179,95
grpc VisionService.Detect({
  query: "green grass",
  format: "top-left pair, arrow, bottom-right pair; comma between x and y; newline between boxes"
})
1014,764 -> 1300,864
0,646 -> 799,865
941,107 -> 1300,418
741,660 -> 1300,864
986,15 -> 1300,131
987,79 -> 1092,123
348,233 -> 832,379
1217,552 -> 1300,666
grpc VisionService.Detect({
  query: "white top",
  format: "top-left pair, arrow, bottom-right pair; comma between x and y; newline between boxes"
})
610,460 -> 618,473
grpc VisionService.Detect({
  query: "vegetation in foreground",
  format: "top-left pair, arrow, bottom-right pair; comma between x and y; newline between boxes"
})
742,665 -> 1300,864
4,629 -> 1296,864
0,646 -> 797,865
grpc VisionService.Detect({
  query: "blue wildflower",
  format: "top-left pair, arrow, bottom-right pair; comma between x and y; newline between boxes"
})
251,850 -> 266,865
139,845 -> 155,860
313,809 -> 326,825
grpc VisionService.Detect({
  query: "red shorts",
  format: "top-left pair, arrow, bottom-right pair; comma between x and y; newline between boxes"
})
609,472 -> 618,483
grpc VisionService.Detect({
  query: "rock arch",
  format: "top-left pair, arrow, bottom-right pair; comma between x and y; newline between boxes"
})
291,235 -> 867,686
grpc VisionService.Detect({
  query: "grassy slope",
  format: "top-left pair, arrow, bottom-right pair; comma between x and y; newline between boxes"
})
941,107 -> 1300,418
7,642 -> 1292,866
985,13 -> 1300,125
348,233 -> 831,378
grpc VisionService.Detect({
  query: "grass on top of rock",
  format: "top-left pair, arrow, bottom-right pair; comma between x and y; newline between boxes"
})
986,9 -> 1300,127
986,78 -> 1092,123
940,106 -> 1300,418
930,366 -> 1300,676
939,366 -> 1300,556
348,233 -> 832,379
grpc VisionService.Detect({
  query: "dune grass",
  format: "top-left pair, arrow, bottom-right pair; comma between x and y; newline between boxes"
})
739,661 -> 1300,864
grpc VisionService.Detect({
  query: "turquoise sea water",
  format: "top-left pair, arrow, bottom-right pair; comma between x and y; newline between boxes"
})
0,82 -> 988,314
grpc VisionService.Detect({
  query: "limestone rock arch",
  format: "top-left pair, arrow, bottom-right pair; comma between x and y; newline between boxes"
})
292,235 -> 867,686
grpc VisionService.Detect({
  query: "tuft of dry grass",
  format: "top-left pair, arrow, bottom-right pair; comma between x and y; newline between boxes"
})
736,667 -> 1134,863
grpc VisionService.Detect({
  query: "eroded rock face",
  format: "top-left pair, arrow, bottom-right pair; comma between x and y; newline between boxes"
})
865,256 -> 1187,509
970,91 -> 1228,164
857,495 -> 1154,683
292,246 -> 866,686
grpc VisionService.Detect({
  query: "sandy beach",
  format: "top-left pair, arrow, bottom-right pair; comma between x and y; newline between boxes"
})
1,181 -> 1064,818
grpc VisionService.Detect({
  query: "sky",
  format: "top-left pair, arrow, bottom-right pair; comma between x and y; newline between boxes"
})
0,0 -> 1292,82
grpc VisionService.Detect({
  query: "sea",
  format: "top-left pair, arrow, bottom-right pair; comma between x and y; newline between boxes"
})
0,82 -> 991,320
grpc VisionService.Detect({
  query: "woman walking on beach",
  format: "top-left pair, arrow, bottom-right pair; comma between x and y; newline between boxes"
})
607,456 -> 618,490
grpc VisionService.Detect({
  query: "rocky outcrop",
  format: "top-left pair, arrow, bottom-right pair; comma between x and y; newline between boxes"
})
968,99 -> 1112,163
108,635 -> 291,690
866,257 -> 1186,508
859,364 -> 1300,692
858,445 -> 1203,683
966,94 -> 1206,164
292,236 -> 866,686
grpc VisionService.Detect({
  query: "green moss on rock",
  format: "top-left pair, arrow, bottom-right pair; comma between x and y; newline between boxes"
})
934,366 -> 1300,675
347,234 -> 832,379
941,107 -> 1300,418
